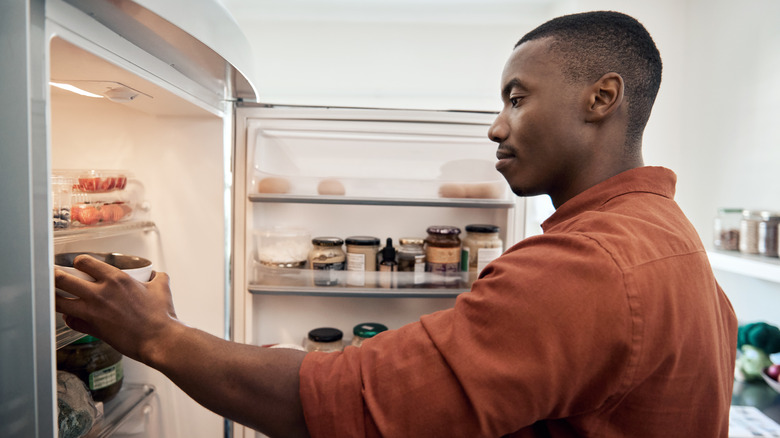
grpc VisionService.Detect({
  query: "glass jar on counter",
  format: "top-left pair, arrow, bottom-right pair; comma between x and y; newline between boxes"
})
758,211 -> 780,257
351,322 -> 388,347
56,336 -> 124,402
397,237 -> 426,288
713,208 -> 741,251
462,224 -> 503,273
739,210 -> 762,255
424,225 -> 461,286
345,236 -> 380,287
309,237 -> 346,286
304,327 -> 344,352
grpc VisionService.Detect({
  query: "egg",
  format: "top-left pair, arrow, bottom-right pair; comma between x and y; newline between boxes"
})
438,183 -> 467,198
257,177 -> 292,194
465,182 -> 505,199
317,178 -> 346,195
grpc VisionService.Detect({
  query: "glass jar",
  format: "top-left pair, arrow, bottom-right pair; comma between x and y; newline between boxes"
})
309,237 -> 346,286
758,211 -> 780,257
462,224 -> 503,273
304,327 -> 344,352
713,208 -> 741,251
345,236 -> 380,287
424,225 -> 461,286
739,210 -> 762,255
397,237 -> 426,288
351,322 -> 388,347
56,336 -> 124,402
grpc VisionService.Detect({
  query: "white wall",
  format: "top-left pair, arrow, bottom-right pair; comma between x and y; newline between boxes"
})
221,0 -> 780,323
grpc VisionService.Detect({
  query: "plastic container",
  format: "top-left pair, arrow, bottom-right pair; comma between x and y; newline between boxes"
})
254,227 -> 311,268
351,322 -> 388,347
713,208 -> 741,251
304,327 -> 344,352
425,225 -> 462,286
461,224 -> 503,273
758,211 -> 780,257
57,336 -> 124,402
740,210 -> 762,255
52,175 -> 73,229
308,237 -> 346,286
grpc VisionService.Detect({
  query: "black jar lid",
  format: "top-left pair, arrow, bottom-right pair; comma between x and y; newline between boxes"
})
345,236 -> 380,246
353,322 -> 388,338
426,225 -> 461,235
308,327 -> 343,342
311,237 -> 344,246
465,224 -> 500,233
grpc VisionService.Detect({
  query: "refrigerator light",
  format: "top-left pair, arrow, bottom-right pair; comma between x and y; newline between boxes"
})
49,82 -> 103,98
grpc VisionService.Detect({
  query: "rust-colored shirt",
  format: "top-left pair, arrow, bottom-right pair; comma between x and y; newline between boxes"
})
299,167 -> 738,437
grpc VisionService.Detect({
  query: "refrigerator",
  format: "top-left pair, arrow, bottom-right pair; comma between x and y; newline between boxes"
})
0,1 -> 525,437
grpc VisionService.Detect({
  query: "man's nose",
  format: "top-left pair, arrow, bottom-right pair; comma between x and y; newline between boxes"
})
488,115 -> 507,143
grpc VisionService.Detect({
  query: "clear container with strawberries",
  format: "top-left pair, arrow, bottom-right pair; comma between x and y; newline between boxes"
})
53,170 -> 138,228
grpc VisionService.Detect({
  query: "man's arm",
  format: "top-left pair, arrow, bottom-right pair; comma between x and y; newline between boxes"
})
55,255 -> 310,438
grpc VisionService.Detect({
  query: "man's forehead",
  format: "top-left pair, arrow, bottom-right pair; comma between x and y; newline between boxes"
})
501,38 -> 557,84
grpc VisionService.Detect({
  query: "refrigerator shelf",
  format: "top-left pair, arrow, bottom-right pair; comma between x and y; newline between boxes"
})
85,383 -> 156,438
56,313 -> 87,349
249,193 -> 516,208
248,283 -> 466,298
53,220 -> 158,245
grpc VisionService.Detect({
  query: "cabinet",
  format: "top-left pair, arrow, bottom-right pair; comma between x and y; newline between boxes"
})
708,250 -> 780,284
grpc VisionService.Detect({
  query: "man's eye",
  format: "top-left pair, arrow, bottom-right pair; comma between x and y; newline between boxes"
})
510,97 -> 522,107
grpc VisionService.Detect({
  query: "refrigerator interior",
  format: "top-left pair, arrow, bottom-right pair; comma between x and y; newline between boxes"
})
233,106 -> 525,354
49,34 -> 226,437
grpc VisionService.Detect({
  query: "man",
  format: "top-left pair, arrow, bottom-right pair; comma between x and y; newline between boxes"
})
56,11 -> 737,438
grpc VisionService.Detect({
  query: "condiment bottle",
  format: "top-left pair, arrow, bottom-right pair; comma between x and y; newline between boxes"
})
304,327 -> 344,352
378,238 -> 397,288
351,323 -> 388,347
461,224 -> 503,273
713,208 -> 741,251
56,336 -> 124,402
758,211 -> 780,257
309,237 -> 346,286
397,237 -> 426,288
424,225 -> 462,287
739,210 -> 762,255
345,236 -> 380,287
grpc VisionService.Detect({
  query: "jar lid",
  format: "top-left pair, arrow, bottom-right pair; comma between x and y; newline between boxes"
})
399,237 -> 425,246
308,327 -> 343,342
345,236 -> 380,246
426,225 -> 461,235
717,207 -> 743,214
72,335 -> 100,345
465,224 -> 500,233
742,209 -> 763,217
311,237 -> 344,246
760,211 -> 780,220
353,322 -> 388,338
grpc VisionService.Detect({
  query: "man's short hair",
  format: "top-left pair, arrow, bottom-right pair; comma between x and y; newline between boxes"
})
517,11 -> 662,146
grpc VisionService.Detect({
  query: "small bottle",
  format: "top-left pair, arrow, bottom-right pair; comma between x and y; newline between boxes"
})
739,210 -> 762,255
378,238 -> 397,288
304,327 -> 344,352
461,224 -> 503,273
56,336 -> 124,402
345,236 -> 380,287
713,208 -> 741,251
425,225 -> 462,287
397,237 -> 426,288
309,237 -> 346,286
351,323 -> 388,347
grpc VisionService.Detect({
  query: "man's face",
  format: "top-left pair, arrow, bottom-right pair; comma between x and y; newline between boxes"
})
489,37 -> 589,206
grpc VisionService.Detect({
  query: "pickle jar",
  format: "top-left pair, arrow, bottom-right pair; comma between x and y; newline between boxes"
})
309,237 -> 346,286
351,322 -> 388,347
397,237 -> 426,288
739,210 -> 762,255
304,327 -> 344,352
713,208 -> 741,251
462,224 -> 503,273
424,225 -> 462,286
56,336 -> 124,402
758,211 -> 780,257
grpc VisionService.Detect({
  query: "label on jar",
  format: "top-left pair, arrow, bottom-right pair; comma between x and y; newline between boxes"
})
346,253 -> 366,286
477,247 -> 502,273
89,360 -> 123,390
413,256 -> 425,285
426,246 -> 460,264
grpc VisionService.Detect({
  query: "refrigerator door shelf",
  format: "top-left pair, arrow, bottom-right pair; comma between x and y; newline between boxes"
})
249,193 -> 516,208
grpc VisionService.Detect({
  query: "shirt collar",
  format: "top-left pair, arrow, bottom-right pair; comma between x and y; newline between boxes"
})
541,166 -> 677,232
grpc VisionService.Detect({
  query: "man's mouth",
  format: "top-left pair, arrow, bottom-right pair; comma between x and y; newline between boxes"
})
495,148 -> 515,171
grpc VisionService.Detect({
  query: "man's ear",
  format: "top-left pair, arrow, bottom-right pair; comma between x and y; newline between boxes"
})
585,72 -> 624,123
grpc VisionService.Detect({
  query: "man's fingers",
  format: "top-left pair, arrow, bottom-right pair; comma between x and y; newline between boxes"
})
54,268 -> 96,299
72,254 -> 122,280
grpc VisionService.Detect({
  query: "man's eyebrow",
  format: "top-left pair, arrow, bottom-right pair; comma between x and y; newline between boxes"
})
501,78 -> 526,99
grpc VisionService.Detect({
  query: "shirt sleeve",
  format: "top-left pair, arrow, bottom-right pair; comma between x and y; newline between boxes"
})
299,232 -> 637,438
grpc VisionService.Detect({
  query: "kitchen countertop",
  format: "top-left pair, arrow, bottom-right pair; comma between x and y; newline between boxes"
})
732,379 -> 780,423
